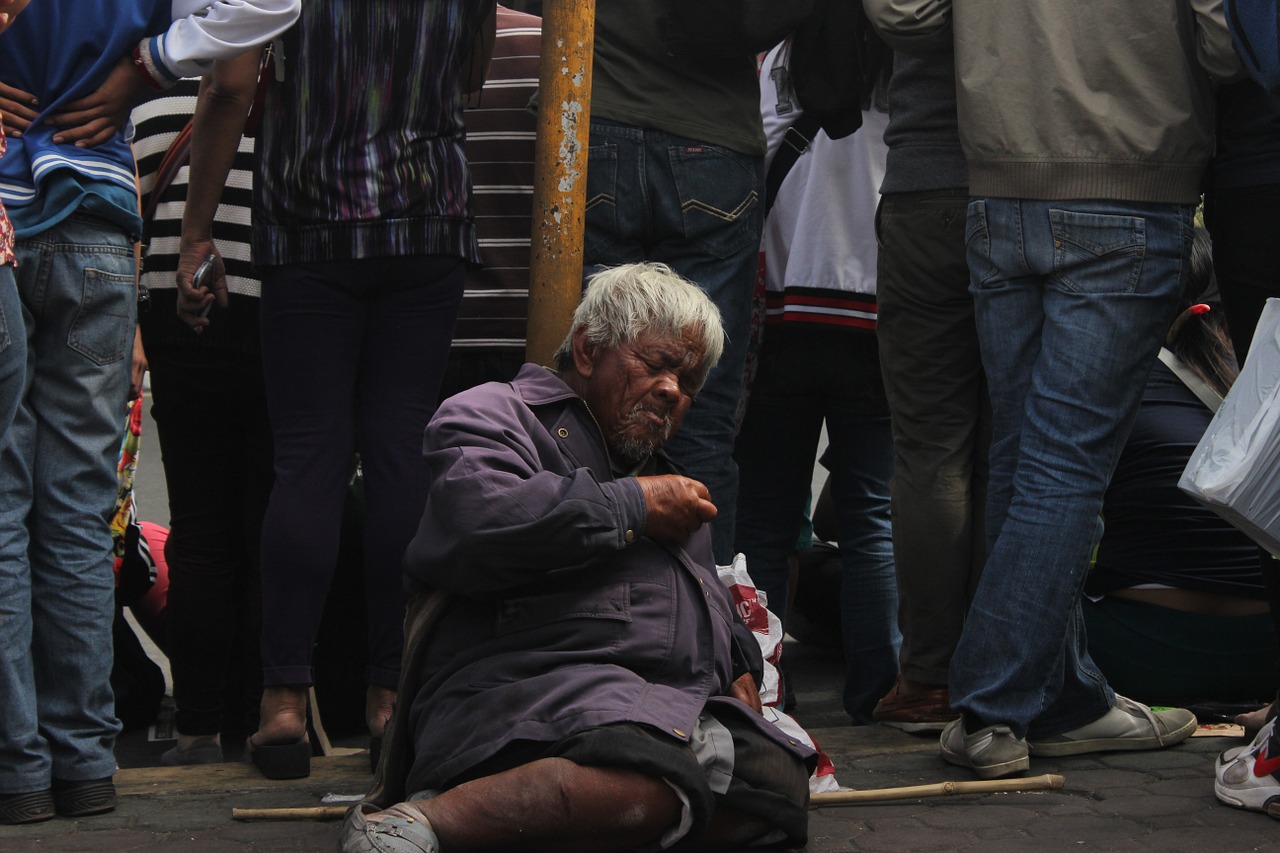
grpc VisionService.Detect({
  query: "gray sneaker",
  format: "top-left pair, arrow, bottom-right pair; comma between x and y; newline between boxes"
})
1028,695 -> 1197,757
340,801 -> 441,853
940,718 -> 1030,779
161,736 -> 223,766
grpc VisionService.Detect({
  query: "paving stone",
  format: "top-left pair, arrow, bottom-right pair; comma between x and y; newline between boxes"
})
843,823 -> 979,852
916,802 -> 1041,830
8,639 -> 1274,851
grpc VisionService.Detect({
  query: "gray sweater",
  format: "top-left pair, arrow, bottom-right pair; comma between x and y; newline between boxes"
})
881,51 -> 968,194
865,0 -> 1241,203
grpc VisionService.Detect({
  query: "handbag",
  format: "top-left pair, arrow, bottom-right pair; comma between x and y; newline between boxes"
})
1179,298 -> 1280,557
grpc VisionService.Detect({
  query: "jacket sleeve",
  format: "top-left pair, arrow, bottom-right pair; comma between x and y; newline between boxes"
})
1191,0 -> 1244,83
861,0 -> 954,53
134,0 -> 301,89
403,393 -> 650,596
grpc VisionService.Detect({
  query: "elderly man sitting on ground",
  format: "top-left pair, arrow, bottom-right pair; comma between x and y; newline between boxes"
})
341,263 -> 814,852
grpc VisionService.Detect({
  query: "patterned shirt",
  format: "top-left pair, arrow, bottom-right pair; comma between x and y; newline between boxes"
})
0,123 -> 13,267
252,0 -> 488,266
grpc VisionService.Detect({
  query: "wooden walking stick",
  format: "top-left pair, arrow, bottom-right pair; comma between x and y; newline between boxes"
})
232,805 -> 350,821
810,773 -> 1065,807
231,775 -> 1068,821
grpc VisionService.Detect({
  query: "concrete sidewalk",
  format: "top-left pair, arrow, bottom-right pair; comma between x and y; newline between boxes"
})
0,722 -> 1274,852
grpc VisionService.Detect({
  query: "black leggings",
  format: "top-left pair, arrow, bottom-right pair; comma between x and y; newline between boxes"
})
257,255 -> 465,690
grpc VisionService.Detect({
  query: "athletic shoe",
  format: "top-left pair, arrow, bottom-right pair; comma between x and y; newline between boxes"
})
161,735 -> 223,766
51,777 -> 116,817
340,801 -> 441,853
940,717 -> 1030,779
1028,695 -> 1196,756
1216,717 -> 1280,818
0,789 -> 54,825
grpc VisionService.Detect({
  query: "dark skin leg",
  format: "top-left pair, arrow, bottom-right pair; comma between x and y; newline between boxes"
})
405,758 -> 773,853
416,758 -> 679,852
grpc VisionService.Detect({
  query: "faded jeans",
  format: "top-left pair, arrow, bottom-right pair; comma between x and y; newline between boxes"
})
949,198 -> 1191,739
0,215 -> 133,792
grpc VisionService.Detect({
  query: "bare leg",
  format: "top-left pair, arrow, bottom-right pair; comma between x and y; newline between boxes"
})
1236,700 -> 1277,733
417,758 -> 681,852
366,684 -> 396,739
251,685 -> 307,745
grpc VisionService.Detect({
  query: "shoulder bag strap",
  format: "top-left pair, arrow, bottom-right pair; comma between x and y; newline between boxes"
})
1158,347 -> 1224,413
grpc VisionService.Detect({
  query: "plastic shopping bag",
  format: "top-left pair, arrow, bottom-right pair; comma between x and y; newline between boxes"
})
1180,298 -> 1280,556
718,554 -> 841,794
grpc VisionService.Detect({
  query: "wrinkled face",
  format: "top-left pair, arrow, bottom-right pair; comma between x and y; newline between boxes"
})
575,327 -> 705,465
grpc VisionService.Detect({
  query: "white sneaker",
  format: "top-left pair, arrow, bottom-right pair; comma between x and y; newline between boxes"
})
1028,695 -> 1196,757
940,718 -> 1030,779
1216,717 -> 1280,818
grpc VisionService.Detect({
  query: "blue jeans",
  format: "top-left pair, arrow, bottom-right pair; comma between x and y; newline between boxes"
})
0,265 -> 22,438
0,215 -> 134,792
949,198 -> 1191,739
733,326 -> 900,723
585,118 -> 763,563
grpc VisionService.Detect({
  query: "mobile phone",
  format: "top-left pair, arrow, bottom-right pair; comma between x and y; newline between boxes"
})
192,254 -> 216,318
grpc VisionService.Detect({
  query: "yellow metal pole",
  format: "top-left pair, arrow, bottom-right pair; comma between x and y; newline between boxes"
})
525,0 -> 596,367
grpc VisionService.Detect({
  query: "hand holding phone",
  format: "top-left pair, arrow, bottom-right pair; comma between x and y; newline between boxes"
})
192,254 -> 216,319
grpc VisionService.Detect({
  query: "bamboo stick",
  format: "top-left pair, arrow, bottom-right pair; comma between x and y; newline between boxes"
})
231,805 -> 350,821
809,773 -> 1065,807
232,774 -> 1067,821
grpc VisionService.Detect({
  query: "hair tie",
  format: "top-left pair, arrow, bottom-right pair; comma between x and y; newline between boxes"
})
1166,303 -> 1211,345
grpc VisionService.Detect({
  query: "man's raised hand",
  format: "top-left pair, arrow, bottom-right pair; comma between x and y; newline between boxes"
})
637,475 -> 717,542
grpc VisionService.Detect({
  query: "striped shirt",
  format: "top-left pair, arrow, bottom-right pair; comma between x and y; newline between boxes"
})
252,0 -> 489,266
453,6 -> 540,351
134,81 -> 258,299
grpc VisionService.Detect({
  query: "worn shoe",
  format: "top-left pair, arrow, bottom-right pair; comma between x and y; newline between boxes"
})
52,777 -> 116,817
245,736 -> 311,780
340,801 -> 441,852
0,789 -> 55,825
1216,717 -> 1280,818
940,717 -> 1030,779
873,677 -> 958,733
1028,695 -> 1196,757
162,735 -> 224,766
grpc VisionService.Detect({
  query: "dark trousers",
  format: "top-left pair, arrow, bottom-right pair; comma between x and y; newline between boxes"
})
258,255 -> 465,689
148,345 -> 273,735
875,190 -> 990,686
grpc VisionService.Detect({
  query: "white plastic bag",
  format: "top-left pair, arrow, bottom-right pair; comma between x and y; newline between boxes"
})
1180,298 -> 1280,556
718,553 -> 841,794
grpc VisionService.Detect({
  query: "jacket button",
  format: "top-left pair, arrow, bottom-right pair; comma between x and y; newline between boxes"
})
557,427 -> 569,438
673,728 -> 686,738
625,529 -> 635,542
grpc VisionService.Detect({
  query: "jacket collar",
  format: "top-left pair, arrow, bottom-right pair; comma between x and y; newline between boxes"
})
511,362 -> 582,408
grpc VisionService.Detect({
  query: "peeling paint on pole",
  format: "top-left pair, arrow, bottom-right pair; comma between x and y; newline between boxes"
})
526,0 -> 597,367
558,100 -> 584,193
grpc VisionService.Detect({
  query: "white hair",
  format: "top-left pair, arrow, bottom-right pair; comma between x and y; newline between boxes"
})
554,263 -> 725,391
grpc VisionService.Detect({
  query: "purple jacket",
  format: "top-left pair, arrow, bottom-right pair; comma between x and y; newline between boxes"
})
402,364 -> 814,790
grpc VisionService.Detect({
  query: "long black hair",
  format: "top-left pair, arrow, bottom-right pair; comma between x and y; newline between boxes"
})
1168,227 -> 1238,399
